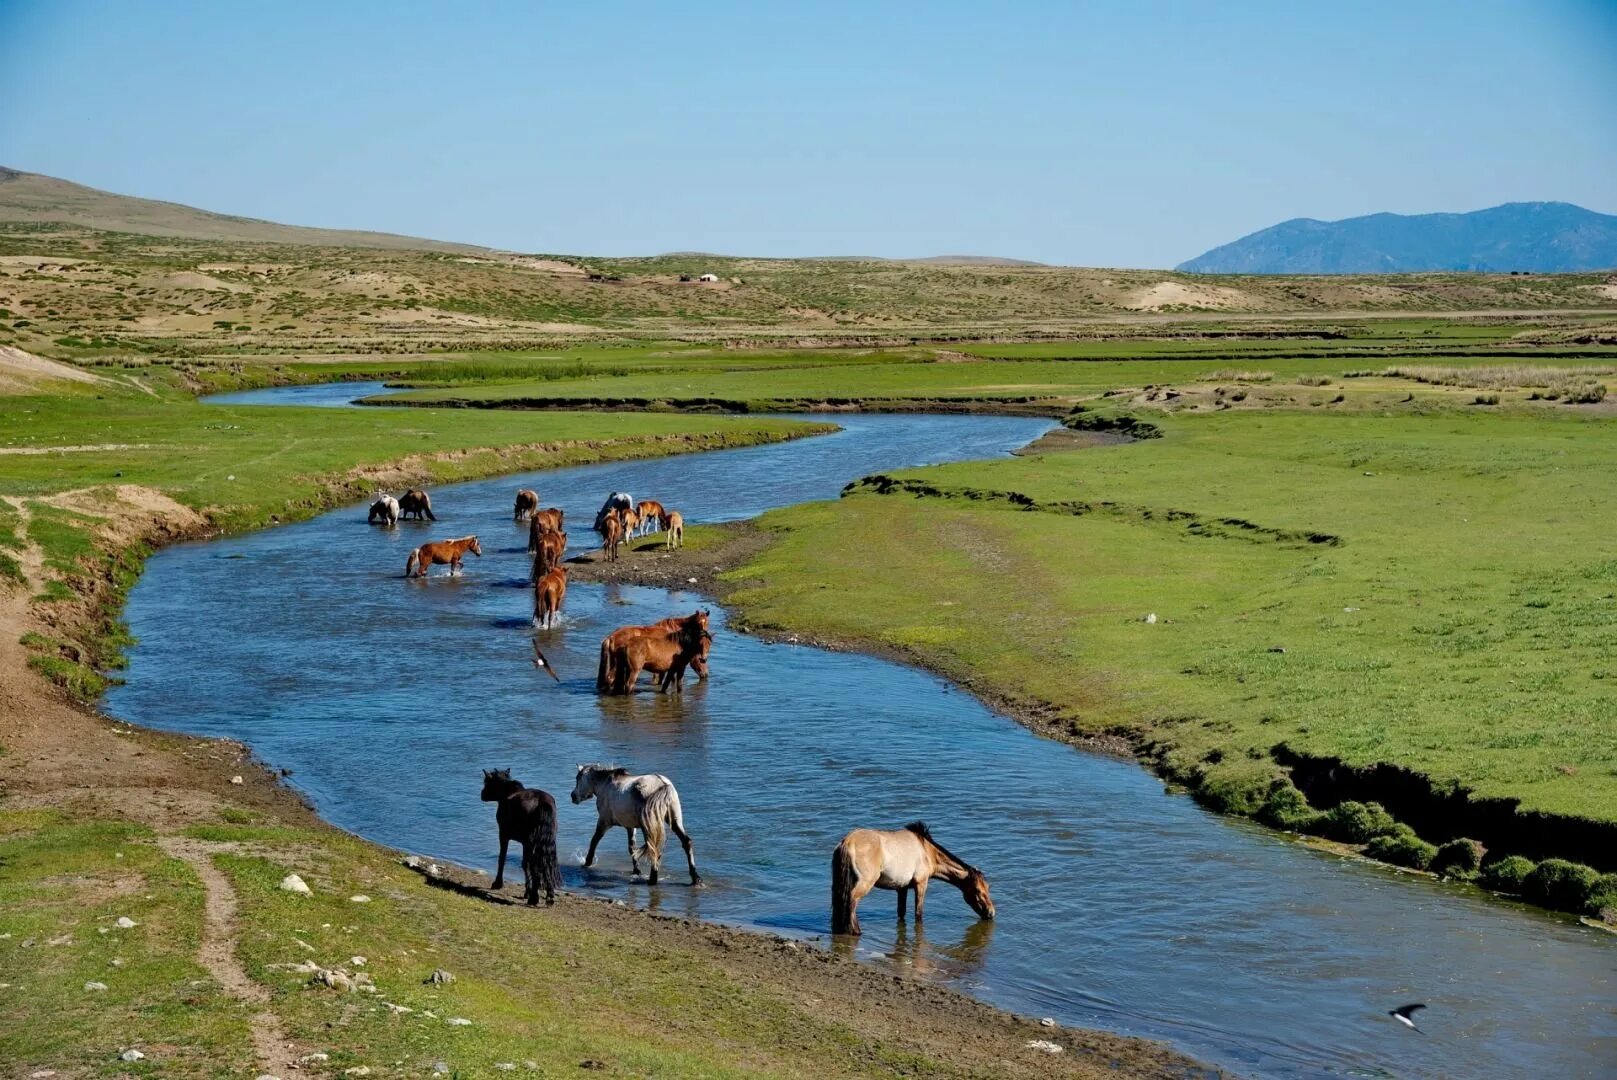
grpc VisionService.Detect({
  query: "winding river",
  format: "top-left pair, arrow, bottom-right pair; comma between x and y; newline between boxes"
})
108,382 -> 1615,1078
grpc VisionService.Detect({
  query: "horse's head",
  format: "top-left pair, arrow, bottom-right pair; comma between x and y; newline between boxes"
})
480,768 -> 516,801
961,867 -> 996,921
570,764 -> 598,804
467,537 -> 483,557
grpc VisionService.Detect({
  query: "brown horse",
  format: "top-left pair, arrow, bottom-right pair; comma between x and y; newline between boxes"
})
530,530 -> 567,581
513,488 -> 539,521
526,508 -> 564,553
830,822 -> 995,936
533,566 -> 567,628
480,769 -> 560,906
404,535 -> 481,578
597,615 -> 712,691
636,500 -> 666,539
599,514 -> 623,562
399,489 -> 436,521
663,510 -> 684,549
596,611 -> 710,695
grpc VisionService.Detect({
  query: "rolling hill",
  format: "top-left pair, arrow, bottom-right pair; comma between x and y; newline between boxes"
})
0,166 -> 490,253
1179,202 -> 1617,274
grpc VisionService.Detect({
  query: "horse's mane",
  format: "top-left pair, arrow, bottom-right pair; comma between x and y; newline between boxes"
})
904,821 -> 978,874
582,763 -> 630,778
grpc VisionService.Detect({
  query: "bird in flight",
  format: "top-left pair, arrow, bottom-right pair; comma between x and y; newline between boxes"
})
531,640 -> 561,682
1388,1003 -> 1427,1032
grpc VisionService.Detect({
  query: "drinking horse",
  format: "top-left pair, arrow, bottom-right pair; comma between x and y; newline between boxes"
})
571,764 -> 701,886
830,822 -> 995,936
513,488 -> 539,521
367,494 -> 400,527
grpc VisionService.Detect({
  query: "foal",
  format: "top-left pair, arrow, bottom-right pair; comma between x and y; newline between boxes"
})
480,769 -> 561,906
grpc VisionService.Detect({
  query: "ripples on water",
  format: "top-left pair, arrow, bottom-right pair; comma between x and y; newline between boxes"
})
108,390 -> 1616,1078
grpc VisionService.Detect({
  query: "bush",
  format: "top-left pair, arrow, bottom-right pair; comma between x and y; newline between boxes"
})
1256,782 -> 1325,832
1320,800 -> 1398,843
1365,825 -> 1437,870
1523,858 -> 1601,913
1589,874 -> 1617,920
1296,374 -> 1332,387
1479,855 -> 1536,893
1474,393 -> 1500,405
1431,838 -> 1483,876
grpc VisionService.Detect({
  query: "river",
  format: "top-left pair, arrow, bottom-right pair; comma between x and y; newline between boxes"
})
107,382 -> 1617,1078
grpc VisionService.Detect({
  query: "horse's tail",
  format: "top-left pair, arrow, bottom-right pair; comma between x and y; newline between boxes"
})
831,840 -> 857,934
526,798 -> 561,905
637,784 -> 672,871
596,638 -> 614,691
404,548 -> 419,577
423,494 -> 436,521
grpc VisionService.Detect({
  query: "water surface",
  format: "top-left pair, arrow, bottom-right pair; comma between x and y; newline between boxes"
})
107,389 -> 1617,1078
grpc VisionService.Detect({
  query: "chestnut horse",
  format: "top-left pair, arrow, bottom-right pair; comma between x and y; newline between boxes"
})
533,566 -> 567,628
526,508 -> 564,553
635,500 -> 666,539
368,494 -> 400,527
596,610 -> 709,694
596,615 -> 712,691
530,530 -> 567,581
513,488 -> 539,521
830,822 -> 995,936
404,535 -> 481,578
663,510 -> 684,549
598,514 -> 623,562
399,489 -> 436,521
480,769 -> 560,906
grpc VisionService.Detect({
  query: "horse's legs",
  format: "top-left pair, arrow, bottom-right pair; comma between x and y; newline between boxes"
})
627,825 -> 644,878
493,833 -> 509,890
622,660 -> 644,694
847,873 -> 878,937
897,884 -> 908,921
914,878 -> 930,922
669,814 -> 700,886
583,819 -> 610,868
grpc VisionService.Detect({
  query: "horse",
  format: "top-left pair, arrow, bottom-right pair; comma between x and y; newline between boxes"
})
599,514 -> 623,562
830,822 -> 994,936
404,536 -> 481,578
663,510 -> 684,549
596,614 -> 712,691
593,492 -> 633,533
530,530 -> 567,581
399,489 -> 436,521
368,494 -> 400,527
636,500 -> 666,539
533,566 -> 567,628
596,610 -> 709,694
513,488 -> 539,521
480,769 -> 560,906
570,764 -> 701,886
526,508 -> 564,553
620,507 -> 641,542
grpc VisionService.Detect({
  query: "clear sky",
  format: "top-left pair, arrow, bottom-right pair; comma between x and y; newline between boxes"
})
1,1 -> 1613,267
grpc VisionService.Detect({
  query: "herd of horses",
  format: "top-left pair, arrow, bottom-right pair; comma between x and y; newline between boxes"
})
370,482 -> 995,934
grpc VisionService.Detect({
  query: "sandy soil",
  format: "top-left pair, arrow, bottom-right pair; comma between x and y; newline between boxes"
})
1124,281 -> 1252,311
0,344 -> 107,390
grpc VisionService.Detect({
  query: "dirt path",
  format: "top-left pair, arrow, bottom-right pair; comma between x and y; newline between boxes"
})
158,837 -> 299,1076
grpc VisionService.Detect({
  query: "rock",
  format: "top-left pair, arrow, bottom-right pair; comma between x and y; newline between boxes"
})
426,863 -> 441,877
343,1069 -> 371,1077
47,934 -> 72,946
1039,1017 -> 1057,1027
256,1075 -> 281,1080
230,775 -> 244,784
350,955 -> 367,966
314,969 -> 353,991
110,958 -> 124,967
280,873 -> 312,895
115,916 -> 137,929
403,855 -> 423,870
1268,646 -> 1287,653
120,1049 -> 145,1062
292,938 -> 316,952
384,1001 -> 412,1014
495,1065 -> 516,1072
349,894 -> 371,903
1143,613 -> 1157,624
30,1069 -> 57,1077
446,1016 -> 472,1026
432,1064 -> 450,1075
426,968 -> 455,985
300,1052 -> 329,1063
1026,1039 -> 1064,1053
83,981 -> 108,991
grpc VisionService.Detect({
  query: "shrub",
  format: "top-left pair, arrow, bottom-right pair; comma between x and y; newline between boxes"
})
1296,374 -> 1332,387
1198,369 -> 1273,382
1365,824 -> 1437,870
1256,782 -> 1325,831
1320,800 -> 1398,843
1473,393 -> 1500,405
1431,838 -> 1483,876
1588,874 -> 1617,920
1479,855 -> 1536,893
1523,859 -> 1601,913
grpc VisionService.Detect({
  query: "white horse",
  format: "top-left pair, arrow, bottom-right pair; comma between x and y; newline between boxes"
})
570,764 -> 701,886
368,494 -> 400,527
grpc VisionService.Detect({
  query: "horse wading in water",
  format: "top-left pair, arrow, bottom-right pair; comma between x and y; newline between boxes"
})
399,489 -> 436,521
830,822 -> 995,935
531,530 -> 567,581
597,614 -> 713,691
404,536 -> 481,578
368,494 -> 400,527
513,488 -> 539,521
596,610 -> 709,694
534,565 -> 567,628
480,769 -> 561,906
571,764 -> 701,886
527,508 -> 564,553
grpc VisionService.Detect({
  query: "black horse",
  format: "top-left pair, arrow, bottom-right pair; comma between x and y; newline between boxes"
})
480,769 -> 561,906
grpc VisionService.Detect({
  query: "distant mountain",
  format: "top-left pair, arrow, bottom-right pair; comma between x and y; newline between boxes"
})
1178,202 -> 1617,274
0,166 -> 489,253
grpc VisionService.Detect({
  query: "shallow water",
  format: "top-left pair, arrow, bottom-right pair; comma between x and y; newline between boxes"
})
107,388 -> 1617,1078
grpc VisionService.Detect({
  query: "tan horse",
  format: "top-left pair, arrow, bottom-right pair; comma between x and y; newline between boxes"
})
596,610 -> 710,694
526,508 -> 564,553
530,530 -> 567,581
399,489 -> 436,521
663,510 -> 684,549
830,822 -> 995,936
636,500 -> 666,539
533,566 -> 567,628
404,536 -> 481,578
597,615 -> 712,691
513,488 -> 539,521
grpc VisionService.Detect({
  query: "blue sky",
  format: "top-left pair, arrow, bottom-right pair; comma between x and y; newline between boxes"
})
1,1 -> 1613,266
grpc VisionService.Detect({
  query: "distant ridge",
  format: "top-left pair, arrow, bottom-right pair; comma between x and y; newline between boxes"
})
658,252 -> 1046,266
1179,202 -> 1617,274
0,166 -> 490,253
